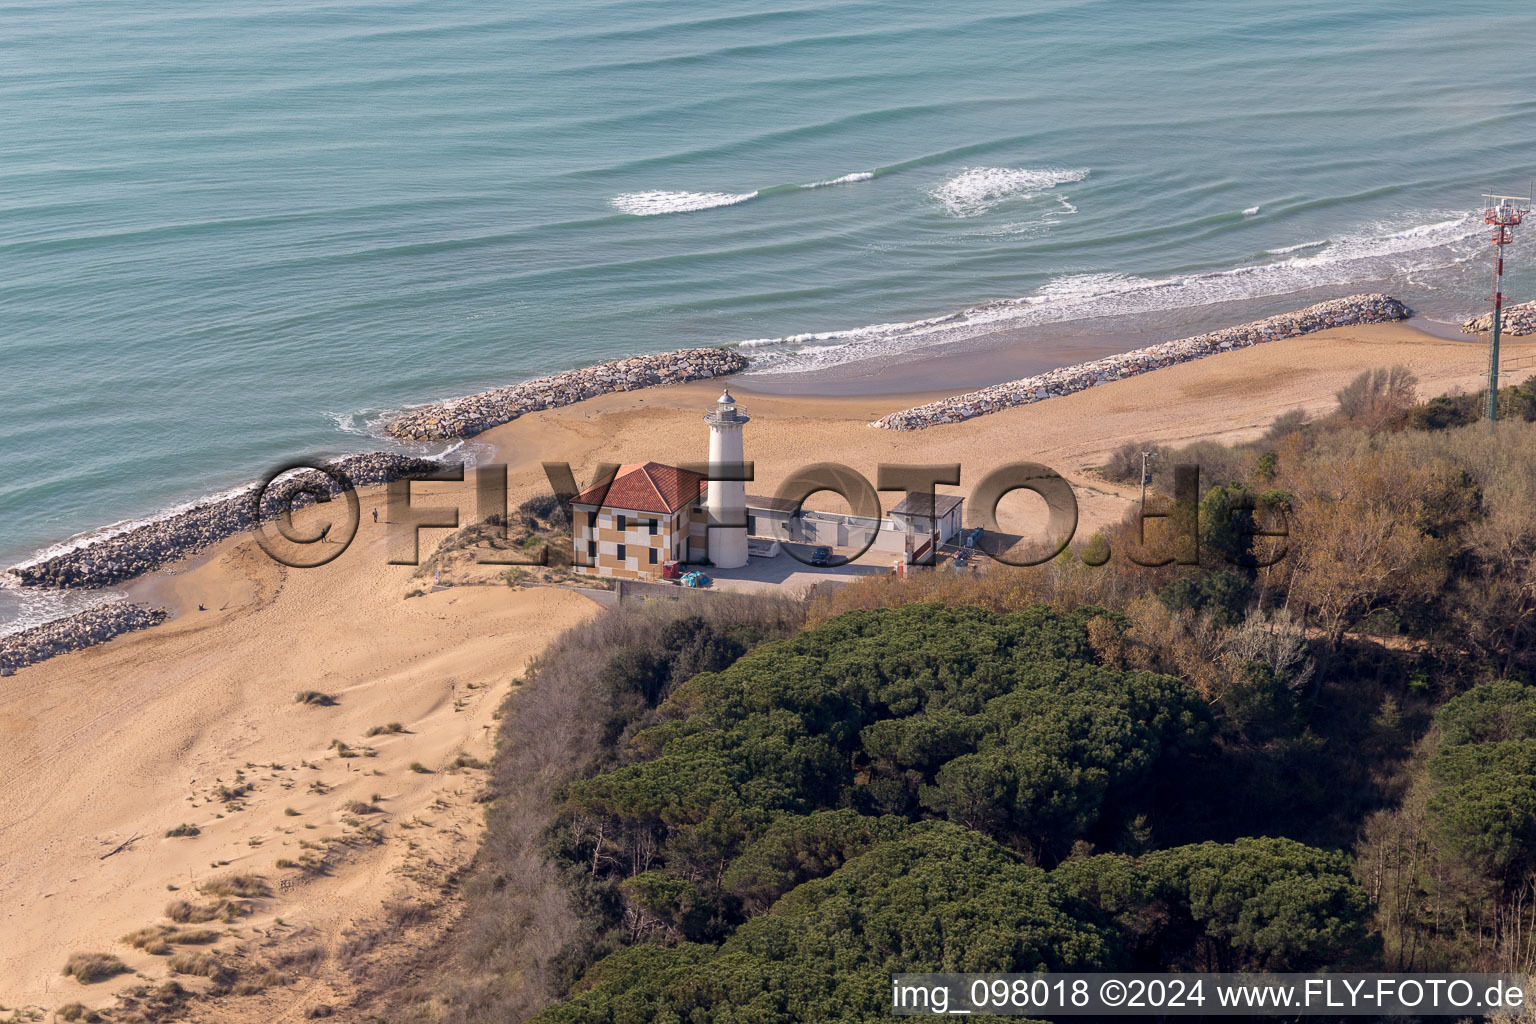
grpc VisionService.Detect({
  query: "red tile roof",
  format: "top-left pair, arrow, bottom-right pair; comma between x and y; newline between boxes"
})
572,462 -> 704,515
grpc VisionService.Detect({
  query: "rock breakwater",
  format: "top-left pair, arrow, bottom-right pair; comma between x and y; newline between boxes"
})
1462,300 -> 1536,337
0,602 -> 168,675
383,348 -> 747,441
7,452 -> 442,589
870,294 -> 1412,430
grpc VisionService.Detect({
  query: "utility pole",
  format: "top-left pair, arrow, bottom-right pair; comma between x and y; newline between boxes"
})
1481,194 -> 1529,425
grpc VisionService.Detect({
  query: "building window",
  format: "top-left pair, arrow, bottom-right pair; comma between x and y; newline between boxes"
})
747,514 -> 756,536
617,543 -> 626,562
586,540 -> 596,560
648,518 -> 658,535
648,548 -> 657,564
616,514 -> 626,532
587,510 -> 597,529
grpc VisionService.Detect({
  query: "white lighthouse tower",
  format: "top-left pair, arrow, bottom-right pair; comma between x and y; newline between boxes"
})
703,388 -> 749,569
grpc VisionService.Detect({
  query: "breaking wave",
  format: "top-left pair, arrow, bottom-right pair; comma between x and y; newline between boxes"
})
929,166 -> 1090,217
610,189 -> 761,215
801,171 -> 875,188
610,168 -> 877,215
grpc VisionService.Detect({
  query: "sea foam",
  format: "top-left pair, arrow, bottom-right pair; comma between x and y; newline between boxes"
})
801,171 -> 875,188
611,170 -> 875,215
929,166 -> 1089,217
0,587 -> 124,639
610,189 -> 760,216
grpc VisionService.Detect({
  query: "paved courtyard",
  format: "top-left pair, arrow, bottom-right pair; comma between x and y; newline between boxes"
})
703,541 -> 907,595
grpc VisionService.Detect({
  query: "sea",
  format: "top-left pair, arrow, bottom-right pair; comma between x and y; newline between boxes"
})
4,0 -> 1536,633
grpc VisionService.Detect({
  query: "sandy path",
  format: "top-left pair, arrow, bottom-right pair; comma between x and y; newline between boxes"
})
0,319 -> 1525,1015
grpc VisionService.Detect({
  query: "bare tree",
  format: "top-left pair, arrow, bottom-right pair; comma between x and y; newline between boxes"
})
1222,608 -> 1314,693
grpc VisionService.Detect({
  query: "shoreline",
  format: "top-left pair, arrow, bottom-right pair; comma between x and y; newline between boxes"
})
0,289 -> 1506,659
0,285 -> 1468,585
0,602 -> 166,676
0,290 -> 1478,589
742,302 -> 1480,398
6,453 -> 443,590
382,347 -> 746,441
871,293 -> 1411,429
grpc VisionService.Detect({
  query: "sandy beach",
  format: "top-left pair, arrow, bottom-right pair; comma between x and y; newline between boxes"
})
0,499 -> 601,1017
2,317 -> 1530,1015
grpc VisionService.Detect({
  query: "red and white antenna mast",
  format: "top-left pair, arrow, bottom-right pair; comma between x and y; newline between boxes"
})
1482,193 -> 1530,424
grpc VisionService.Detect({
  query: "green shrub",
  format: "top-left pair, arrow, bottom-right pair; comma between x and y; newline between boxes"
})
1435,679 -> 1536,748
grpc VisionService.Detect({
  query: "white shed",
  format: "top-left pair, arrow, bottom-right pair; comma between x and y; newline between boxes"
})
888,492 -> 965,547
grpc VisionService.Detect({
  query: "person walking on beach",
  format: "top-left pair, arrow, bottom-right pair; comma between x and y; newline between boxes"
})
372,508 -> 378,523
319,522 -> 332,543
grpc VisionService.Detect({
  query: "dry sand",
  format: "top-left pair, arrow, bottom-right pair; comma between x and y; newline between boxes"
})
0,319 -> 1527,1017
0,487 -> 599,1017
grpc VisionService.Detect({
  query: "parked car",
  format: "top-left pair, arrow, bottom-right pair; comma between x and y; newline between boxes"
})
809,546 -> 832,567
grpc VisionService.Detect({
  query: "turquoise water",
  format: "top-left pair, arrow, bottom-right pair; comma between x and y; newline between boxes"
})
4,0 -> 1536,628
